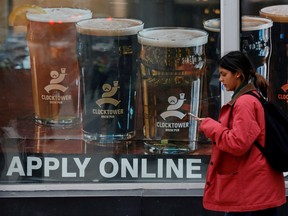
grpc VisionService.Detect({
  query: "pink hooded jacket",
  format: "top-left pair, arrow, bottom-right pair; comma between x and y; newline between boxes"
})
199,83 -> 286,212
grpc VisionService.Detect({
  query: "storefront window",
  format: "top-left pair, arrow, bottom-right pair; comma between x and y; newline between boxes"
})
1,0 -> 287,191
0,0 -> 221,188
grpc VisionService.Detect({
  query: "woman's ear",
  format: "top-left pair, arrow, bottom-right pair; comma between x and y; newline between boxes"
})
235,71 -> 242,79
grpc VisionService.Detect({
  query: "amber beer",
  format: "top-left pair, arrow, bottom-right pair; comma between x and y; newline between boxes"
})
76,18 -> 144,143
260,5 -> 288,113
26,8 -> 92,125
138,27 -> 208,154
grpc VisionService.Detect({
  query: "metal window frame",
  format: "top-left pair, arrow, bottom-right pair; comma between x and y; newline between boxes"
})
5,0 -> 287,198
220,0 -> 240,105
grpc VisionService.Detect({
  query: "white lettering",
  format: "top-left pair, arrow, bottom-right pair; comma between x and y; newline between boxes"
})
121,158 -> 138,178
156,122 -> 189,129
44,158 -> 60,177
99,158 -> 202,179
6,156 -> 25,176
99,158 -> 119,178
41,94 -> 72,101
141,159 -> 156,178
75,158 -> 91,177
92,109 -> 124,115
166,159 -> 183,178
27,157 -> 42,176
62,158 -> 76,177
157,159 -> 163,178
6,156 -> 203,180
186,159 -> 202,178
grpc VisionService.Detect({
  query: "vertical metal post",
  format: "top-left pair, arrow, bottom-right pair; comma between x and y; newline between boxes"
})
220,0 -> 240,105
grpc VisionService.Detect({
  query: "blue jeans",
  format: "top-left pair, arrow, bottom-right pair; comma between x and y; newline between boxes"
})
224,207 -> 278,216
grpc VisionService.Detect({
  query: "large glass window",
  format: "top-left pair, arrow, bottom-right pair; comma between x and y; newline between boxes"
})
1,0 -> 287,193
13,1 -> 288,192
0,0 -> 221,188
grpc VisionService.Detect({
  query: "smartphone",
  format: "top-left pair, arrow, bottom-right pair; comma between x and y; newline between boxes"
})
187,112 -> 199,118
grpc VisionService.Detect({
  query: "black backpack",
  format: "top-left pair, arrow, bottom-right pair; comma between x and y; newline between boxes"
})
246,91 -> 288,172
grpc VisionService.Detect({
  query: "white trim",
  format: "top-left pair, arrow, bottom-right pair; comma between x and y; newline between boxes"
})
220,0 -> 241,105
0,182 -> 205,192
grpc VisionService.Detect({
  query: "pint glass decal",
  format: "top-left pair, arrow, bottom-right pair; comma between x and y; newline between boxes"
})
77,18 -> 144,143
138,27 -> 208,154
26,8 -> 92,126
260,5 -> 288,113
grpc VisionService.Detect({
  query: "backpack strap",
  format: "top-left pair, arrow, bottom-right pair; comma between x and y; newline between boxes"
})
244,91 -> 266,155
245,91 -> 268,105
229,91 -> 266,155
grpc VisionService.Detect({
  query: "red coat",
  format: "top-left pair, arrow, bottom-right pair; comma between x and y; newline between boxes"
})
199,83 -> 286,212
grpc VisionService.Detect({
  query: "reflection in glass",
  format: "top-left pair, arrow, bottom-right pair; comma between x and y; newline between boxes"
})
33,124 -> 84,154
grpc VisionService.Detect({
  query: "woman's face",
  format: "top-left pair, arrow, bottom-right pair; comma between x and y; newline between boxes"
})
219,67 -> 242,91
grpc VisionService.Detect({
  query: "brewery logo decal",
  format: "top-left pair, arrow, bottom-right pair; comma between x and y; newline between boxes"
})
157,93 -> 189,132
96,81 -> 121,107
93,81 -> 123,117
278,83 -> 288,103
41,68 -> 72,104
160,93 -> 186,120
44,68 -> 68,93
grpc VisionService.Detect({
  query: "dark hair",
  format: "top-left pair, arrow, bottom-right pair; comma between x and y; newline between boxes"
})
218,51 -> 268,97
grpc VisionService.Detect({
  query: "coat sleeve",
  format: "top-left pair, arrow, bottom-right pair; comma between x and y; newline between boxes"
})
199,97 -> 262,156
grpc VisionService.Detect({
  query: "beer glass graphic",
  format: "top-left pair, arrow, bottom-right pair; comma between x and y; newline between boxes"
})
138,27 -> 208,154
204,16 -> 272,79
76,18 -> 144,144
26,8 -> 92,126
260,5 -> 288,113
203,18 -> 222,121
241,16 -> 272,80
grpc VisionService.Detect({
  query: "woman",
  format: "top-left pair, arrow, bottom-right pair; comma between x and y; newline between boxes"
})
194,51 -> 286,215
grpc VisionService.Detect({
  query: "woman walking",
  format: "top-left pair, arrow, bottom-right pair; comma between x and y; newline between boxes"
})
193,51 -> 286,216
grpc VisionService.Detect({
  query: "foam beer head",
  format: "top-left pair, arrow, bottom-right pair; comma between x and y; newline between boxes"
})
203,19 -> 220,33
26,8 -> 92,23
203,16 -> 272,33
76,18 -> 144,36
260,5 -> 288,23
242,16 -> 273,31
137,27 -> 208,48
